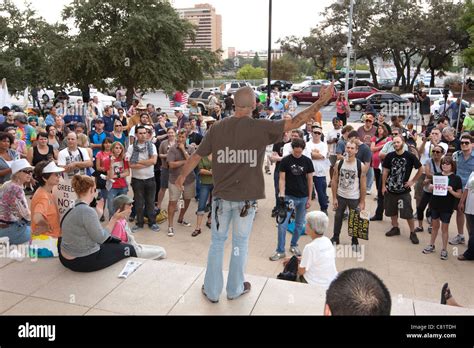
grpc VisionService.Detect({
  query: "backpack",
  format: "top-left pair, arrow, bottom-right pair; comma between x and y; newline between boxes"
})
338,158 -> 362,182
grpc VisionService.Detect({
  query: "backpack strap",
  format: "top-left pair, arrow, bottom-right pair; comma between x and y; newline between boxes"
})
60,202 -> 87,228
338,158 -> 362,181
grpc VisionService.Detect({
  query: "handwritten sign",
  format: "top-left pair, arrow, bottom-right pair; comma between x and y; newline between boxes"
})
348,209 -> 369,240
53,175 -> 77,219
433,175 -> 448,196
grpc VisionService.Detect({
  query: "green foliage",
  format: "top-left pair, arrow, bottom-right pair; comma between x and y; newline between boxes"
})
252,53 -> 262,68
236,64 -> 265,80
460,0 -> 474,68
271,58 -> 298,81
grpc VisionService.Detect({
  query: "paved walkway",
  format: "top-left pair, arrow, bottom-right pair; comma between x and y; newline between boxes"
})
1,121 -> 473,314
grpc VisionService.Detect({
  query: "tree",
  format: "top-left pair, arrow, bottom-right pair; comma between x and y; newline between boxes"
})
252,53 -> 262,68
55,0 -> 221,104
0,0 -> 68,93
236,64 -> 265,80
460,0 -> 474,68
271,58 -> 298,81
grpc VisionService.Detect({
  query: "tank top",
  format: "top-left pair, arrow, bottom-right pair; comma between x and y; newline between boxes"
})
337,159 -> 360,200
33,145 -> 54,166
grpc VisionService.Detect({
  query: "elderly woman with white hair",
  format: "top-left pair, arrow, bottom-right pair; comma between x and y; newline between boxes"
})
285,211 -> 338,289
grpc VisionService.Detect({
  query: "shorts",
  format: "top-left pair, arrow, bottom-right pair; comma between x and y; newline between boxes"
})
160,168 -> 169,189
329,155 -> 338,167
430,209 -> 453,224
384,191 -> 414,220
422,114 -> 431,126
169,182 -> 195,201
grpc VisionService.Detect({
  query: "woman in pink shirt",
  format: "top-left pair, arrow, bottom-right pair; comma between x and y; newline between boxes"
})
111,195 -> 166,260
335,93 -> 349,126
370,124 -> 391,219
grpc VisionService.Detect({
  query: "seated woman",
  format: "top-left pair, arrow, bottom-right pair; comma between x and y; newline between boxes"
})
0,159 -> 34,245
59,174 -> 136,272
30,160 -> 64,257
111,195 -> 166,260
0,132 -> 20,185
284,211 -> 338,289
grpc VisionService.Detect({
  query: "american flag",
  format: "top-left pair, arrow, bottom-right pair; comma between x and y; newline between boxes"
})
169,92 -> 189,107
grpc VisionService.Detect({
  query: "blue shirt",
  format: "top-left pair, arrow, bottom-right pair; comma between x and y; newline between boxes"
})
63,114 -> 84,131
454,151 -> 474,188
45,114 -> 55,126
103,115 -> 115,133
89,131 -> 110,157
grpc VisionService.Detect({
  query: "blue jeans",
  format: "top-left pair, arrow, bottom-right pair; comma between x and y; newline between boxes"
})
203,198 -> 257,301
276,195 -> 307,253
107,187 -> 129,218
0,220 -> 31,245
366,166 -> 374,192
313,176 -> 329,211
197,184 -> 213,215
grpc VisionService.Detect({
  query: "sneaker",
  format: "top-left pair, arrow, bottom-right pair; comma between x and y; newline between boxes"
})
440,249 -> 448,260
177,219 -> 192,227
330,237 -> 340,245
149,224 -> 160,232
422,245 -> 435,254
385,226 -> 401,237
428,226 -> 432,234
167,227 -> 175,237
269,252 -> 286,261
414,227 -> 424,233
131,225 -> 143,233
410,232 -> 419,244
271,207 -> 278,218
370,215 -> 383,221
289,246 -> 302,256
227,282 -> 251,300
449,234 -> 465,245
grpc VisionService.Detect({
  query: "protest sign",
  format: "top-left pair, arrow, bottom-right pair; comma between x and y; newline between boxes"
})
433,175 -> 448,196
348,208 -> 369,240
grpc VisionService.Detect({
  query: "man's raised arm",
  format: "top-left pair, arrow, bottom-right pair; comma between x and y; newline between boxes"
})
284,82 -> 334,132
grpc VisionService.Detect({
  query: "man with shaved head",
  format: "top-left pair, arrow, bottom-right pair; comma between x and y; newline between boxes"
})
176,84 -> 334,303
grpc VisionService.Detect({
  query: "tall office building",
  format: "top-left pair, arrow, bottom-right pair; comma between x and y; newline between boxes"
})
176,4 -> 222,52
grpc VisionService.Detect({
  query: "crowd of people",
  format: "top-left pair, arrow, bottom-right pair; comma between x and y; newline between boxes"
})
0,83 -> 472,314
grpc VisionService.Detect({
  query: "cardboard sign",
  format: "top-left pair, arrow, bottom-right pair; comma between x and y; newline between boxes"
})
348,208 -> 369,240
433,175 -> 449,196
53,175 -> 77,219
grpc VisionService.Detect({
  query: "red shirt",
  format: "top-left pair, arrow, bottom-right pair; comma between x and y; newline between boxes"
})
104,157 -> 129,189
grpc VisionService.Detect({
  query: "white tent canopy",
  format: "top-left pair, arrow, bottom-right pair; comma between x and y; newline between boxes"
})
0,78 -> 11,108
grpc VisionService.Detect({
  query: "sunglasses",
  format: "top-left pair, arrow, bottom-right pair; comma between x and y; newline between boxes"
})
365,119 -> 373,123
21,170 -> 33,175
313,132 -> 322,135
392,133 -> 399,136
115,125 -> 122,128
432,150 -> 443,154
461,141 -> 471,145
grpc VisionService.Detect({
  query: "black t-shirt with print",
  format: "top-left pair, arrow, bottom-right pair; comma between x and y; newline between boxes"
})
430,173 -> 462,213
382,150 -> 421,194
279,154 -> 314,198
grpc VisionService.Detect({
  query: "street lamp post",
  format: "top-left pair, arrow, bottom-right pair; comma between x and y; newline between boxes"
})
344,0 -> 354,101
267,0 -> 273,106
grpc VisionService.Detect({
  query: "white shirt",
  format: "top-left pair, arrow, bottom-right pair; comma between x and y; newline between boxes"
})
420,141 -> 448,166
58,147 -> 91,177
464,172 -> 474,215
282,142 -> 311,159
126,143 -> 157,180
300,236 -> 338,290
327,128 -> 342,155
306,140 -> 329,177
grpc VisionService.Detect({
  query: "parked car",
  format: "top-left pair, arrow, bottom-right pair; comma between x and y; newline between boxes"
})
289,85 -> 338,105
187,89 -> 225,115
258,80 -> 293,91
337,78 -> 373,90
377,78 -> 395,90
291,79 -> 331,91
218,81 -> 253,96
431,98 -> 471,118
67,88 -> 116,109
349,93 -> 409,112
347,86 -> 380,100
400,88 -> 453,102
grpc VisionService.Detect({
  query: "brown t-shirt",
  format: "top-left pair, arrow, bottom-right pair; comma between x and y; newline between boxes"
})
167,144 -> 195,185
196,116 -> 285,201
357,125 -> 377,146
158,139 -> 174,170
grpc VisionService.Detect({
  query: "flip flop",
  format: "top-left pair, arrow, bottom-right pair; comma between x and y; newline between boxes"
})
440,283 -> 451,305
192,229 -> 201,237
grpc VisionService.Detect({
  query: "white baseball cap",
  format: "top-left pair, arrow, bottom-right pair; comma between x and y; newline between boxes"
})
42,161 -> 65,174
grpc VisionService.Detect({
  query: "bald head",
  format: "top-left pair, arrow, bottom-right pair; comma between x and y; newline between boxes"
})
234,86 -> 256,110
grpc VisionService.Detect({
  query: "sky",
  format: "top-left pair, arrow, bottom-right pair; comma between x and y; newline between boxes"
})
13,0 -> 336,51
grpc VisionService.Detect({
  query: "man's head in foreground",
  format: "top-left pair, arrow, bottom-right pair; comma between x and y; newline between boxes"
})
325,268 -> 391,316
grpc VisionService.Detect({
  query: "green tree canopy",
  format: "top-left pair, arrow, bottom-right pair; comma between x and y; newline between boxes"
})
236,64 -> 265,80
